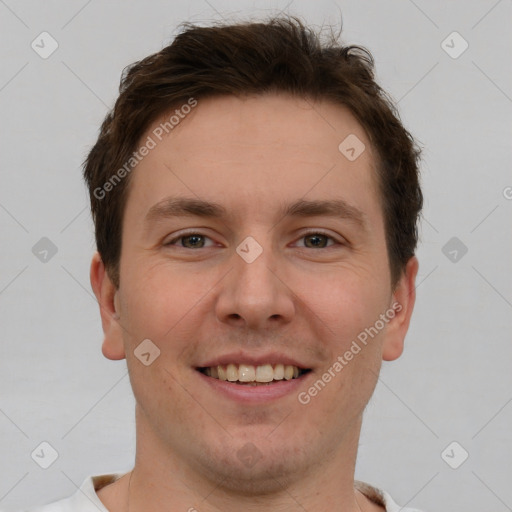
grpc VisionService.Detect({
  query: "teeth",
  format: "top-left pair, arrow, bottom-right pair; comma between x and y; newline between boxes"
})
226,363 -> 238,382
218,365 -> 227,381
202,363 -> 305,383
284,365 -> 294,380
238,364 -> 255,382
255,364 -> 274,382
273,364 -> 284,380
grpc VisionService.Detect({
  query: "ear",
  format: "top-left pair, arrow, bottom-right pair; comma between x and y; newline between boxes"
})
382,256 -> 419,361
90,252 -> 126,360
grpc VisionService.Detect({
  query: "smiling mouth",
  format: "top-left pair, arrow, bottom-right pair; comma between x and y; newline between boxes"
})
197,364 -> 311,386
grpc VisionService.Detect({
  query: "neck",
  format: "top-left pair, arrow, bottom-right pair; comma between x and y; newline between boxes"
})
107,405 -> 370,512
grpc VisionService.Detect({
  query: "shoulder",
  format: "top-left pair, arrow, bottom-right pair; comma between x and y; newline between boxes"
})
355,480 -> 425,512
17,473 -> 125,512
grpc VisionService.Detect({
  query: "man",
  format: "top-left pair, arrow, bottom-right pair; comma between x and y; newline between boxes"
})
28,16 -> 424,512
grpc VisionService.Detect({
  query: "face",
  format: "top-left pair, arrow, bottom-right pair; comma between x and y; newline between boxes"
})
92,93 -> 418,493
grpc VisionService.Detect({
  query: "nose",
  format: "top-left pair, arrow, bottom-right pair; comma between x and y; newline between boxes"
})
214,236 -> 295,332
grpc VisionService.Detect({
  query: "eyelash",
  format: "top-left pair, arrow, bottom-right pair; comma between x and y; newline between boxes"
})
164,230 -> 343,249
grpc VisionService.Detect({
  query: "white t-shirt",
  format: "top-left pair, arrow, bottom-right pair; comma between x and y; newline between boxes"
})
20,473 -> 424,512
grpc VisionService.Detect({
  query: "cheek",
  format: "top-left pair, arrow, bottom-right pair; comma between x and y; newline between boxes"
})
296,268 -> 389,406
120,261 -> 209,341
129,367 -> 201,441
297,269 -> 388,341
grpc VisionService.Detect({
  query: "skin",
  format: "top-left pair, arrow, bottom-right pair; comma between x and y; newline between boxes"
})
90,93 -> 419,512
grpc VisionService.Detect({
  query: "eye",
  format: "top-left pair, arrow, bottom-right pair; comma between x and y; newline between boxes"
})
164,232 -> 215,249
164,230 -> 343,250
295,231 -> 341,249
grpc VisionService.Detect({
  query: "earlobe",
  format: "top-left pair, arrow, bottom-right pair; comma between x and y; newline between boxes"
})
382,256 -> 419,361
89,252 -> 126,361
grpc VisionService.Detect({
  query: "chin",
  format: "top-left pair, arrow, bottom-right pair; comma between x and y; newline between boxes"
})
203,457 -> 303,495
190,436 -> 315,495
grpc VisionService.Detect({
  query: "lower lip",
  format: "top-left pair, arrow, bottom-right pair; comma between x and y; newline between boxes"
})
196,370 -> 311,404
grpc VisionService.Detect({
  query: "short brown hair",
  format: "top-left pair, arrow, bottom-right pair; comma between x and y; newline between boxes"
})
83,16 -> 422,290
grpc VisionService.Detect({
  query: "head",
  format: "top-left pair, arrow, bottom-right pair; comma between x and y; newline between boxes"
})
87,16 -> 422,494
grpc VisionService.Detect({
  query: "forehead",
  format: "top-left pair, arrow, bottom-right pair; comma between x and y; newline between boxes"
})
152,93 -> 372,159
124,93 -> 383,229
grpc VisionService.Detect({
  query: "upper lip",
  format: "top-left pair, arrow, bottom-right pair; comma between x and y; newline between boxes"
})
197,351 -> 311,370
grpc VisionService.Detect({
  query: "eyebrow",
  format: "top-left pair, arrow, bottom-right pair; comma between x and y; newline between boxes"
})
144,196 -> 367,231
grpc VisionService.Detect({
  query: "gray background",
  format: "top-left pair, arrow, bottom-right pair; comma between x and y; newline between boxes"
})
1,1 -> 511,510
